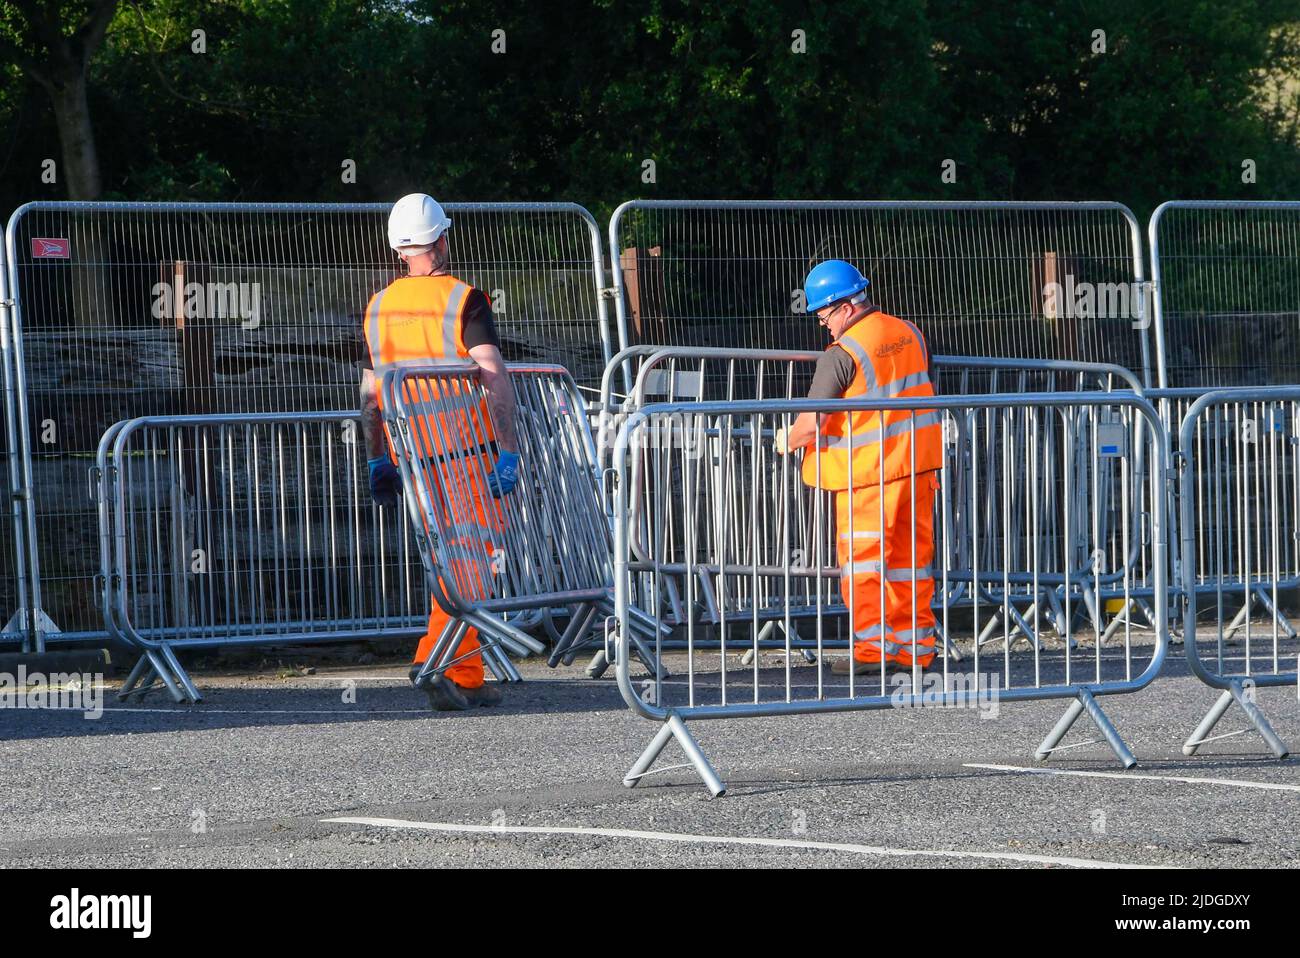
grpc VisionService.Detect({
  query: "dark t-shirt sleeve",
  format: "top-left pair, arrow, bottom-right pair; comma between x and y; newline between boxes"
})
807,346 -> 857,399
461,289 -> 502,350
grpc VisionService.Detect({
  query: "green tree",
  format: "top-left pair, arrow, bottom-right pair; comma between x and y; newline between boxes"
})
0,0 -> 120,199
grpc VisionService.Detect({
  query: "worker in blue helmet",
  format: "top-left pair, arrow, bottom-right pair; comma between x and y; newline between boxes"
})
775,259 -> 944,676
802,259 -> 872,313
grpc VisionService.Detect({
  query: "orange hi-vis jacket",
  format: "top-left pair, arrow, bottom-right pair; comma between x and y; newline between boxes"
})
802,311 -> 943,491
363,274 -> 494,458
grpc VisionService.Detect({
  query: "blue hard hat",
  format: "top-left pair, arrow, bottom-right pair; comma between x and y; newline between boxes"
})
803,260 -> 870,313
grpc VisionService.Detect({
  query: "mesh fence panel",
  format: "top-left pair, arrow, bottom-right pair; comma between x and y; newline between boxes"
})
1151,201 -> 1300,388
4,201 -> 608,637
609,200 -> 1147,377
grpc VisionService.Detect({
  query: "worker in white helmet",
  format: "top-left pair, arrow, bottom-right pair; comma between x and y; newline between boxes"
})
359,193 -> 520,711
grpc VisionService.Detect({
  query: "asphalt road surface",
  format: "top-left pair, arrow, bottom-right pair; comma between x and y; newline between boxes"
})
1,647 -> 1297,869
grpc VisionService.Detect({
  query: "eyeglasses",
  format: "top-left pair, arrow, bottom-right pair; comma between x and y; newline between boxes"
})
816,302 -> 842,326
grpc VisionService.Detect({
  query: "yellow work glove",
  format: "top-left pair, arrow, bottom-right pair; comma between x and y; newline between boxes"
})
774,426 -> 791,455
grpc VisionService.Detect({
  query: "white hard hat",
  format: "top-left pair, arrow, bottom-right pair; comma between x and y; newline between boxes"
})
387,193 -> 452,251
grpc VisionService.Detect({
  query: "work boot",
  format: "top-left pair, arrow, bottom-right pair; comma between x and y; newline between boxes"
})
830,658 -> 885,676
457,682 -> 504,708
423,675 -> 471,711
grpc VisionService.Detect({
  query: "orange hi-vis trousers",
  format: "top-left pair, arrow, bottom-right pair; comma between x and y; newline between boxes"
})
412,458 -> 503,689
835,472 -> 939,667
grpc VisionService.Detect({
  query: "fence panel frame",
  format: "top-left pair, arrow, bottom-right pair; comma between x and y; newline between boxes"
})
0,216 -> 42,651
4,200 -> 612,649
1178,386 -> 1300,760
611,390 -> 1171,797
96,408 -> 432,702
381,361 -> 667,683
1148,199 -> 1300,390
607,199 -> 1151,387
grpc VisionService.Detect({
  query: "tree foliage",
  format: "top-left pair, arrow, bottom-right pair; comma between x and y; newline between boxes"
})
2,0 -> 1299,222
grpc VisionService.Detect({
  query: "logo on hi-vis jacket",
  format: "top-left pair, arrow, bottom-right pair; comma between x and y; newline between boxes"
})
874,335 -> 913,359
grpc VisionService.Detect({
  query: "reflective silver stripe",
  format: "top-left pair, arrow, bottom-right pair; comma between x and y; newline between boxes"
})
821,410 -> 943,450
838,333 -> 931,399
885,566 -> 932,582
852,626 -> 934,656
855,636 -> 910,655
839,529 -> 881,541
365,288 -> 387,366
380,357 -> 475,373
871,370 -> 931,398
443,282 -> 469,358
841,560 -> 882,577
370,282 -> 472,377
899,318 -> 930,364
835,335 -> 877,392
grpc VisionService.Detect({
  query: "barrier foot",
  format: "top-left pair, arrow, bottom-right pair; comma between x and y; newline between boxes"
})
119,649 -> 192,704
1035,689 -> 1136,769
1005,602 -> 1044,652
1251,586 -> 1299,640
159,644 -> 202,703
463,610 -> 546,657
611,610 -> 669,680
483,643 -> 523,683
584,649 -> 610,679
559,604 -> 602,667
629,632 -> 669,683
413,620 -> 468,688
1100,598 -> 1138,646
623,714 -> 726,798
975,602 -> 1041,654
1229,680 -> 1289,759
1182,690 -> 1234,757
1184,681 -> 1289,759
117,653 -> 152,701
1221,598 -> 1252,641
548,604 -> 597,668
1044,590 -> 1079,649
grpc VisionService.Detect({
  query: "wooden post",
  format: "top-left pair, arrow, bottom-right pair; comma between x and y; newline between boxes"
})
620,245 -> 665,343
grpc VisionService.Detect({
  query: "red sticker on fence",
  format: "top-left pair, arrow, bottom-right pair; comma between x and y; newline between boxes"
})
31,238 -> 71,259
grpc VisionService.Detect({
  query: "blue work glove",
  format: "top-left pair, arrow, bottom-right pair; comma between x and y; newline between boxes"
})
368,455 -> 401,507
486,450 -> 520,498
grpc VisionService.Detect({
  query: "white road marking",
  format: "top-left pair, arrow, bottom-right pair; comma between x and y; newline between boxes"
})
323,815 -> 1163,869
966,763 -> 1300,794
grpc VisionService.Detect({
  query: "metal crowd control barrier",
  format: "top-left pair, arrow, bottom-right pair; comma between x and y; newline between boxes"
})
1178,388 -> 1300,759
1143,385 -> 1300,642
4,201 -> 612,650
599,346 -> 1153,659
381,362 -> 665,683
95,411 -> 430,702
611,392 -> 1170,796
608,200 -> 1151,380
